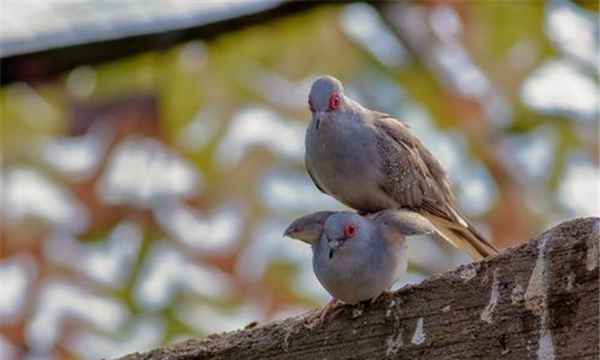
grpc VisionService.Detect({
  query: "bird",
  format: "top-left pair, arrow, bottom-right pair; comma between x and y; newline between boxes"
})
304,75 -> 498,260
284,209 -> 436,321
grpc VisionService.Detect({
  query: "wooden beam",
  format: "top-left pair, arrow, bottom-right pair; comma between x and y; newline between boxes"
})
118,217 -> 599,360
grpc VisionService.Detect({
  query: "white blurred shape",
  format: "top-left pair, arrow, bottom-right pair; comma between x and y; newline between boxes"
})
0,336 -> 18,360
66,66 -> 96,98
546,2 -> 599,69
41,125 -> 111,180
260,73 -> 311,109
236,218 -> 302,282
353,71 -> 409,114
341,4 -> 408,68
177,109 -> 219,152
481,88 -> 513,128
44,222 -> 142,288
65,316 -> 164,360
558,153 -> 599,216
430,5 -> 462,42
236,217 -> 328,302
155,200 -> 242,255
1,167 -> 88,233
402,106 -> 464,176
26,280 -> 128,351
215,107 -> 304,168
175,300 -> 264,334
408,235 -> 457,275
133,242 -> 235,310
259,170 -> 339,213
178,41 -> 207,73
503,127 -> 556,181
0,255 -> 37,324
455,163 -> 497,217
241,66 -> 311,110
521,59 -> 598,123
96,136 -> 202,208
436,42 -> 489,98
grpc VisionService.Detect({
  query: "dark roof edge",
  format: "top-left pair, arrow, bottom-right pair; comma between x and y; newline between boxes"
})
0,1 -> 323,85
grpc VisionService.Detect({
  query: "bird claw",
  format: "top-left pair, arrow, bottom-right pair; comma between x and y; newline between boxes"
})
306,298 -> 343,325
370,290 -> 395,305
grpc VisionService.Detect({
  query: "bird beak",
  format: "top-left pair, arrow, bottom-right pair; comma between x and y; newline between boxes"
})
315,111 -> 325,130
283,225 -> 298,238
328,239 -> 343,258
284,224 -> 312,245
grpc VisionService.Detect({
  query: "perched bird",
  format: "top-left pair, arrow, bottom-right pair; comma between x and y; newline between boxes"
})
305,75 -> 498,260
284,209 -> 436,321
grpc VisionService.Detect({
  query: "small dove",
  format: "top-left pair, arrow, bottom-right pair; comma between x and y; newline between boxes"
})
305,75 -> 498,260
284,209 -> 436,321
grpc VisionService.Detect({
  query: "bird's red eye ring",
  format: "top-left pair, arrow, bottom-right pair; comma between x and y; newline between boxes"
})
343,222 -> 357,239
308,97 -> 315,112
328,92 -> 341,111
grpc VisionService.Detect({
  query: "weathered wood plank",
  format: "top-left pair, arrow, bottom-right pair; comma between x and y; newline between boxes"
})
119,217 -> 599,360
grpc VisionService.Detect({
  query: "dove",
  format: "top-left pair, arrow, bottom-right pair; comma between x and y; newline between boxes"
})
284,209 -> 436,321
305,75 -> 498,260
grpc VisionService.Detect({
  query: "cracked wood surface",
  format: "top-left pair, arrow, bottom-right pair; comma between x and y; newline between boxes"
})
119,217 -> 599,360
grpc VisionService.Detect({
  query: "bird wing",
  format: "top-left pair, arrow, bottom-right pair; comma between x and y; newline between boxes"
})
372,114 -> 455,220
372,114 -> 499,258
370,209 -> 436,237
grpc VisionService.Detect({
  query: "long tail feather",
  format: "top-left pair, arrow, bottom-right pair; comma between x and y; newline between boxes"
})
423,213 -> 499,260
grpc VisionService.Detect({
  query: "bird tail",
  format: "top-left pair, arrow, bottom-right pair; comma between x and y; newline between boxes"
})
422,212 -> 499,260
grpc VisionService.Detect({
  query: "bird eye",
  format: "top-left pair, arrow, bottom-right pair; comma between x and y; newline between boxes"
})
343,222 -> 356,239
308,97 -> 315,112
328,93 -> 341,111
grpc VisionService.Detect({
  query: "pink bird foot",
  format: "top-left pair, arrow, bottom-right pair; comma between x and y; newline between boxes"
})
307,298 -> 343,324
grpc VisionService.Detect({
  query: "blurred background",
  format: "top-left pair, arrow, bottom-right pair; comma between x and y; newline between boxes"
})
1,1 -> 598,359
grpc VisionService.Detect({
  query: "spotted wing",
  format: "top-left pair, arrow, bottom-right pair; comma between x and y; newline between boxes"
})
373,114 -> 455,220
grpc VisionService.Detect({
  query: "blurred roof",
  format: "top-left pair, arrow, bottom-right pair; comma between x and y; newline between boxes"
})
2,1 -> 280,57
0,0 -> 319,84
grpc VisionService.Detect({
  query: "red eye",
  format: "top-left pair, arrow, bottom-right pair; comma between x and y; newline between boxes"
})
308,97 -> 315,112
343,222 -> 357,239
328,92 -> 341,111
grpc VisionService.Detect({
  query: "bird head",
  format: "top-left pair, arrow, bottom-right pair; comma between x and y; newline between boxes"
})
284,211 -> 333,245
324,212 -> 364,258
308,75 -> 345,129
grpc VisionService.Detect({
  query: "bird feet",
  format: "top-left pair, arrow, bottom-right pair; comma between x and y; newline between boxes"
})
306,298 -> 343,325
370,290 -> 396,305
